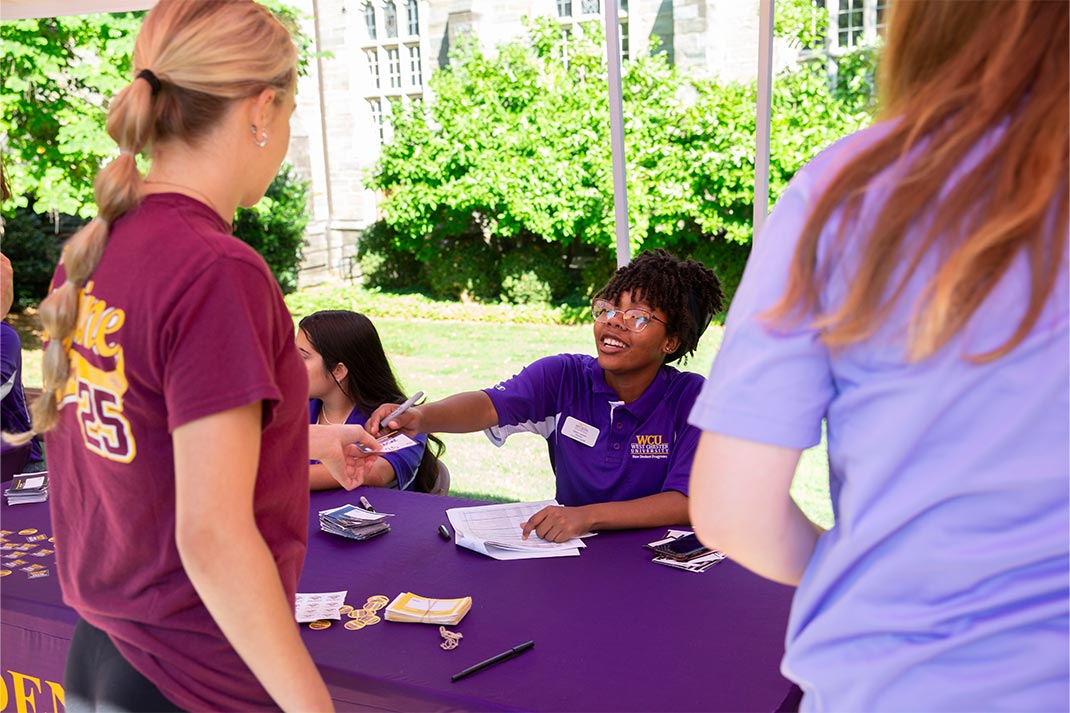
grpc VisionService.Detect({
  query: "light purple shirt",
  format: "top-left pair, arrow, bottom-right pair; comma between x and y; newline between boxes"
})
690,122 -> 1069,711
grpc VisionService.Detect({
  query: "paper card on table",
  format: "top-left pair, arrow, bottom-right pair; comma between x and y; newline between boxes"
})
384,592 -> 471,625
295,590 -> 348,623
446,500 -> 585,560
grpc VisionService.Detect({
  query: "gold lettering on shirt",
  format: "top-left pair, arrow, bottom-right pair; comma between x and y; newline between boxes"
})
58,282 -> 136,463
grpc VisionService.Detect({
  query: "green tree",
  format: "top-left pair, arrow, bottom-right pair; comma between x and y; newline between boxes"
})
1,13 -> 143,216
0,2 -> 313,219
367,11 -> 874,303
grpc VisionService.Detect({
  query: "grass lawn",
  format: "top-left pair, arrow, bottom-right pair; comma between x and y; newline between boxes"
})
13,299 -> 834,529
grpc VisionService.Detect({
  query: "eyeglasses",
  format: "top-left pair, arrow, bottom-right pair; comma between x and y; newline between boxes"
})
591,299 -> 667,333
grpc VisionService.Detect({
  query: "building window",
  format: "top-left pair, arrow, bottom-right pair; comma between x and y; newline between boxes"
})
408,45 -> 422,87
384,0 -> 398,39
619,20 -> 629,61
366,49 -> 381,89
405,0 -> 419,36
369,99 -> 385,142
580,0 -> 600,15
386,47 -> 401,89
556,0 -> 572,18
836,0 -> 864,49
363,1 -> 377,40
824,0 -> 887,53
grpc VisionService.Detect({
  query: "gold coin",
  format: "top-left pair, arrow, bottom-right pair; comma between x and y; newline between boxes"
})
48,537 -> 55,543
364,596 -> 389,611
308,620 -> 332,630
0,570 -> 9,577
18,529 -> 37,536
344,620 -> 365,631
348,610 -> 362,619
362,614 -> 381,625
354,609 -> 377,622
338,605 -> 354,615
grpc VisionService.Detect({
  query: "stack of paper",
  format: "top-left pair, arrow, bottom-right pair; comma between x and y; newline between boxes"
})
384,592 -> 471,625
4,473 -> 48,505
319,504 -> 393,540
647,530 -> 726,573
445,500 -> 587,560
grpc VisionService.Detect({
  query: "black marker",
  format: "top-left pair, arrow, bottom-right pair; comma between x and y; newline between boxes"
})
451,640 -> 534,682
438,524 -> 451,540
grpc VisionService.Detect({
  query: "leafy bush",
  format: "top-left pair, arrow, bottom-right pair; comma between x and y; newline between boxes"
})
356,220 -> 425,290
2,202 -> 78,311
233,164 -> 309,295
498,236 -> 571,304
423,234 -> 500,302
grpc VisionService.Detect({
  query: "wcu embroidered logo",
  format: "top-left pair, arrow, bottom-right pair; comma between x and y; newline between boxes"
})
631,434 -> 669,459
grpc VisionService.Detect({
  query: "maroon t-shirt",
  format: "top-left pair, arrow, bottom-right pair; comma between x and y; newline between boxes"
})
46,194 -> 309,710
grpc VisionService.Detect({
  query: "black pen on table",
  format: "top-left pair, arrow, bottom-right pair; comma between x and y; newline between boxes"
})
451,640 -> 534,682
360,495 -> 375,512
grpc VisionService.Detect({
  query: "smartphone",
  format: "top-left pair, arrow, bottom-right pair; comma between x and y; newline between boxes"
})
650,533 -> 711,561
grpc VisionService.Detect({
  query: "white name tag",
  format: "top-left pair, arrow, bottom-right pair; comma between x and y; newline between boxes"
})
560,416 -> 599,447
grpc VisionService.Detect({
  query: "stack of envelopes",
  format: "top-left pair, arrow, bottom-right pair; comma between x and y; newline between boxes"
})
318,504 -> 392,540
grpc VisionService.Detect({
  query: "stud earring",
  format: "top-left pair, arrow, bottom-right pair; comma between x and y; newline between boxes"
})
250,125 -> 269,148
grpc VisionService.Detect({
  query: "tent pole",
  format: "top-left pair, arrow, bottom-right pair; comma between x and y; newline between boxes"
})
754,0 -> 775,242
604,1 -> 630,268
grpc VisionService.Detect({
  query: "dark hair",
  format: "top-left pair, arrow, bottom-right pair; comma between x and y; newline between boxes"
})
595,249 -> 724,363
298,310 -> 444,492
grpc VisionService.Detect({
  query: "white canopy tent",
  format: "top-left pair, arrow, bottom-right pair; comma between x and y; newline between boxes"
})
2,0 -> 776,267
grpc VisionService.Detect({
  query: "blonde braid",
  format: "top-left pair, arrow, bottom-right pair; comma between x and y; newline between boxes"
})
9,78 -> 155,442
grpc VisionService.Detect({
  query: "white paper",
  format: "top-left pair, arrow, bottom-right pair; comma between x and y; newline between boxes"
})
446,500 -> 585,560
294,590 -> 348,622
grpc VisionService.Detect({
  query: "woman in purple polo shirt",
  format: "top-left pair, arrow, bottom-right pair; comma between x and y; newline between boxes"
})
371,249 -> 723,542
298,309 -> 444,491
689,1 -> 1067,710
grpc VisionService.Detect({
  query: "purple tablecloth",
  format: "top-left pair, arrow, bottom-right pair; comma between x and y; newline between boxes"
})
1,487 -> 798,711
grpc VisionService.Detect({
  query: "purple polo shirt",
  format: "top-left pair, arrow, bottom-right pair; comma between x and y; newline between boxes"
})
309,399 -> 427,491
483,353 -> 702,506
690,122 -> 1069,710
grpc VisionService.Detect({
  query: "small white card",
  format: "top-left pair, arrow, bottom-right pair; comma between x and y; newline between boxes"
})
295,590 -> 348,622
358,431 -> 420,454
560,416 -> 599,447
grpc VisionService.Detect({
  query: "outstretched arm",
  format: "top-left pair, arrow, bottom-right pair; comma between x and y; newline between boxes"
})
367,391 -> 499,435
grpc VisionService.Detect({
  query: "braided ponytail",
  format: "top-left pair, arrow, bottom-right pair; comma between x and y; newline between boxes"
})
9,76 -> 155,441
8,0 -> 297,444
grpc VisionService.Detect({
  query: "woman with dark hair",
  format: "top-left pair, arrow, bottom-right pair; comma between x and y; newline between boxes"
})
298,310 -> 444,492
689,1 -> 1067,709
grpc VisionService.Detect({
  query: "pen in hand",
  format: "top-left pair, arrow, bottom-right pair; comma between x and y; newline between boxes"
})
380,391 -> 424,430
451,640 -> 534,682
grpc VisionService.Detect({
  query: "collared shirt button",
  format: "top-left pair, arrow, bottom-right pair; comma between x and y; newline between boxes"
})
612,443 -> 620,450
615,422 -> 623,430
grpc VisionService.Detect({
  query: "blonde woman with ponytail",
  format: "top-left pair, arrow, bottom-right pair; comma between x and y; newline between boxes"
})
688,1 -> 1068,710
14,1 -> 378,710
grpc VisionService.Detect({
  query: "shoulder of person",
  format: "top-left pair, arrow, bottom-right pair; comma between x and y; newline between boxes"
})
790,120 -> 900,203
660,365 -> 706,395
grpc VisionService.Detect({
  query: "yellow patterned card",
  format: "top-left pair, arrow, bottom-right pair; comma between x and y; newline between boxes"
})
384,592 -> 471,625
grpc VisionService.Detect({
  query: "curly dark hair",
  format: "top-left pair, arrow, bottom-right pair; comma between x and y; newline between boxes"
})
594,249 -> 723,364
